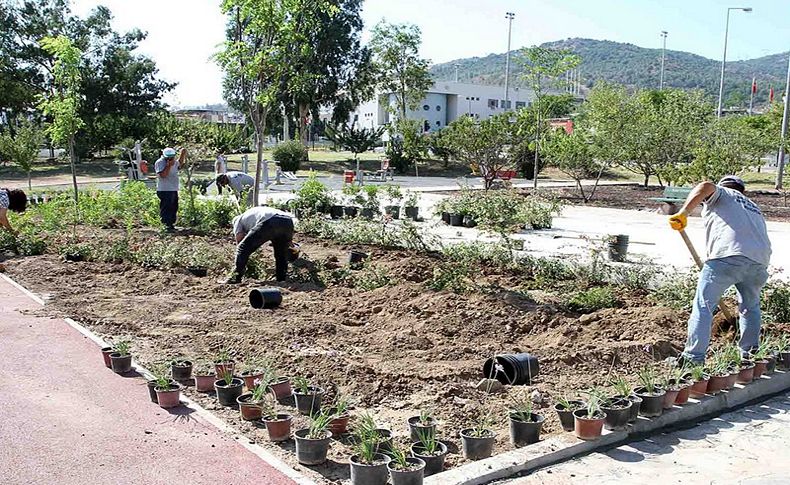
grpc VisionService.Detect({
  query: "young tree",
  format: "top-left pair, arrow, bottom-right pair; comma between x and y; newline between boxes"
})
541,127 -> 603,202
37,35 -> 83,203
369,21 -> 432,120
518,47 -> 581,187
445,114 -> 514,190
216,0 -> 330,204
427,128 -> 455,168
325,122 -> 384,178
0,118 -> 43,190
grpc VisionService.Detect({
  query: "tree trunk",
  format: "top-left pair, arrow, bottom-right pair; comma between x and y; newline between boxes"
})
643,173 -> 649,188
298,103 -> 310,145
68,134 -> 79,204
27,170 -> 32,191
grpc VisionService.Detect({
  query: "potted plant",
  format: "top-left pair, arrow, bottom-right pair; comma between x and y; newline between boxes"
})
237,380 -> 268,421
661,366 -> 690,409
388,446 -> 425,485
214,368 -> 244,407
751,342 -> 771,379
261,397 -> 292,441
382,184 -> 402,219
350,421 -> 392,485
509,392 -> 545,446
100,346 -> 114,368
706,349 -> 731,395
634,366 -> 666,417
170,358 -> 193,382
240,358 -> 271,390
460,411 -> 496,460
553,395 -> 585,432
109,339 -> 133,374
213,349 -> 235,376
687,364 -> 710,398
410,428 -> 448,477
611,375 -> 641,423
403,191 -> 420,221
407,409 -> 436,443
294,411 -> 333,465
777,335 -> 790,370
327,395 -> 352,436
154,373 -> 182,409
342,184 -> 362,217
61,241 -> 90,262
573,392 -> 607,441
293,376 -> 325,415
601,396 -> 632,431
193,361 -> 216,392
146,365 -> 176,404
433,198 -> 450,224
269,375 -> 293,401
357,412 -> 393,454
360,185 -> 380,220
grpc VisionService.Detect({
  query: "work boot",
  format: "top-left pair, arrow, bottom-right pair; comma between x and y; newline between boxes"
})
165,225 -> 176,233
221,272 -> 241,284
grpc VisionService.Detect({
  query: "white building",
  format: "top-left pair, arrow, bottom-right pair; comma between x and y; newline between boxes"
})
350,82 -> 537,133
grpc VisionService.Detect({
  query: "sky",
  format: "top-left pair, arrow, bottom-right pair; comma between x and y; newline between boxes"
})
70,0 -> 790,107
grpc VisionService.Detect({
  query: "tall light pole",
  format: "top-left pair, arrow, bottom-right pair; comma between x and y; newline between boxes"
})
776,53 -> 790,190
659,31 -> 668,90
454,63 -> 460,83
504,12 -> 515,110
717,7 -> 752,118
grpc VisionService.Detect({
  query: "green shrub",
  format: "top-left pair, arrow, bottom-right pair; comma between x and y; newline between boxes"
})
291,174 -> 332,214
438,189 -> 562,232
650,270 -> 699,311
763,279 -> 790,323
442,242 -> 514,270
567,286 -> 618,313
272,140 -> 307,172
428,262 -> 472,293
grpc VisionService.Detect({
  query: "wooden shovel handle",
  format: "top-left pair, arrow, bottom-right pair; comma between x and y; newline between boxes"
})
678,229 -> 738,321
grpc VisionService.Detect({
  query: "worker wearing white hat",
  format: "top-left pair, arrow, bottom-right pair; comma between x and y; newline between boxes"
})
154,147 -> 186,232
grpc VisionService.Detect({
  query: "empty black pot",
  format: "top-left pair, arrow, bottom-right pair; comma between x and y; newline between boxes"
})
462,215 -> 477,228
405,206 -> 419,221
330,205 -> 345,219
249,288 -> 283,309
214,377 -> 244,406
171,360 -> 193,381
509,412 -> 544,446
449,214 -> 463,226
483,353 -> 540,385
634,387 -> 666,417
554,401 -> 584,432
187,267 -> 207,277
441,212 -> 450,224
348,251 -> 368,269
344,206 -> 359,218
293,386 -> 324,415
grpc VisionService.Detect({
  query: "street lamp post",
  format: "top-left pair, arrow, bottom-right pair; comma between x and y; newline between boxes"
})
659,31 -> 668,90
776,53 -> 790,190
454,63 -> 460,83
504,12 -> 515,110
717,7 -> 752,118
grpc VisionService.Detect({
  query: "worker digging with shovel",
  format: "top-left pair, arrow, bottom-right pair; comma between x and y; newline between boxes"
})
669,175 -> 771,366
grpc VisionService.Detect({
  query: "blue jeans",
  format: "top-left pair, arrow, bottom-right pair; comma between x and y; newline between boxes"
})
682,256 -> 769,363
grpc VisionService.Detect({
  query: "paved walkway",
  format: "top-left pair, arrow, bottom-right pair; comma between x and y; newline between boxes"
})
0,276 -> 301,485
499,393 -> 790,484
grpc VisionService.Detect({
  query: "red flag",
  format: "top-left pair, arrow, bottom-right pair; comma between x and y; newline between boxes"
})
752,77 -> 757,94
770,86 -> 775,103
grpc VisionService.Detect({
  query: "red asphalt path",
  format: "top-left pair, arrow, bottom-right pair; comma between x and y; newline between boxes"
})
0,276 -> 298,485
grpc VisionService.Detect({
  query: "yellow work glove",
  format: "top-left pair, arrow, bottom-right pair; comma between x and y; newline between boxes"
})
668,211 -> 688,231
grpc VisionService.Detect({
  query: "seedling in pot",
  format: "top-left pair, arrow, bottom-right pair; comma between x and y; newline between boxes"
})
637,365 -> 660,394
293,376 -> 311,394
352,419 -> 382,464
511,392 -> 536,422
415,427 -> 442,456
114,339 -> 131,356
307,410 -> 333,439
468,408 -> 495,438
554,394 -> 583,412
610,375 -> 633,398
418,408 -> 434,426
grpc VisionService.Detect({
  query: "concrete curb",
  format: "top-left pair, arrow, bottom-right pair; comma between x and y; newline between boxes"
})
425,371 -> 790,485
0,273 -> 317,485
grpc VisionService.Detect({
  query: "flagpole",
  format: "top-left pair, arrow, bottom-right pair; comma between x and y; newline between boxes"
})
749,75 -> 755,115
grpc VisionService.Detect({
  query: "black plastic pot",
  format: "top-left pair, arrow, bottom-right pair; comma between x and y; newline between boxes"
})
619,394 -> 642,423
249,288 -> 283,309
147,379 -> 177,403
64,253 -> 84,262
779,351 -> 790,370
350,453 -> 391,485
509,412 -> 545,446
441,212 -> 450,224
294,428 -> 332,465
385,205 -> 400,219
171,360 -> 193,381
602,398 -> 632,431
449,214 -> 464,226
344,206 -> 359,218
607,235 -> 629,262
361,208 -> 376,220
483,353 -> 540,385
187,267 -> 207,277
348,251 -> 368,269
214,377 -> 244,407
375,429 -> 393,454
388,457 -> 425,485
110,353 -> 133,374
462,215 -> 477,228
293,386 -> 324,415
460,428 -> 496,460
554,402 -> 585,432
634,387 -> 666,417
405,206 -> 419,221
407,416 -> 437,443
410,442 -> 448,477
767,354 -> 777,373
330,205 -> 345,219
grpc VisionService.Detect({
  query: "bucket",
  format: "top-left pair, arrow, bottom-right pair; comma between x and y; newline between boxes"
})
483,353 -> 539,385
249,288 -> 283,309
607,234 -> 629,262
344,170 -> 355,184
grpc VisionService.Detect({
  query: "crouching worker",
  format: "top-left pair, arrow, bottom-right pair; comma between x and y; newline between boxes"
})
224,206 -> 299,284
216,171 -> 255,206
0,187 -> 28,234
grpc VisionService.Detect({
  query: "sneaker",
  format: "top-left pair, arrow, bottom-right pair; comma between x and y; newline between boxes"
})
165,225 -> 176,233
221,273 -> 241,284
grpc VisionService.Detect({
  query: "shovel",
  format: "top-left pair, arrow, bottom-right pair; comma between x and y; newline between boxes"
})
678,229 -> 737,321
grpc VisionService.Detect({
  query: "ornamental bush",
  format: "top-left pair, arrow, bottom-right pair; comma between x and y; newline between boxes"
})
272,140 -> 308,172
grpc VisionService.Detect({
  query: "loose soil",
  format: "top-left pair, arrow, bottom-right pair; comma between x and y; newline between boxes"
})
525,185 -> 790,223
3,231 -> 697,484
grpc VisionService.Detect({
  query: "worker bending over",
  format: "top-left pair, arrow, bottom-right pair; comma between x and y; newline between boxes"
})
0,187 -> 27,234
216,171 -> 255,206
669,175 -> 771,364
224,206 -> 298,284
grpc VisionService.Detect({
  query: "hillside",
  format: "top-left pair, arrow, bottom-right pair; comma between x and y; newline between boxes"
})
430,38 -> 788,106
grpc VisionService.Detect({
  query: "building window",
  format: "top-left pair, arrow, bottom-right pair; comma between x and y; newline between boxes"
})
436,121 -> 441,127
423,104 -> 430,111
488,99 -> 499,109
436,105 -> 441,111
515,101 -> 526,109
501,100 -> 512,109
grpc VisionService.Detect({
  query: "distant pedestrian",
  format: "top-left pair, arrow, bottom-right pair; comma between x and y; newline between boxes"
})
216,171 -> 255,206
215,151 -> 227,176
0,187 -> 27,234
154,147 -> 186,232
223,206 -> 299,284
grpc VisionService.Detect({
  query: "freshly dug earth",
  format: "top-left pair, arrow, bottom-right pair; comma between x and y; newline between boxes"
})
3,232 -> 692,483
526,184 -> 790,223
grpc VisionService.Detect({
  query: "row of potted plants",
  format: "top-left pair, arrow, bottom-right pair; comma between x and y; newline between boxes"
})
292,181 -> 421,222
